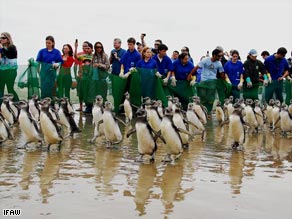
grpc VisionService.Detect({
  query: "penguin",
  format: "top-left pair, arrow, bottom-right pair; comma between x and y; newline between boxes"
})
7,93 -> 20,120
120,91 -> 133,124
39,99 -> 63,151
17,100 -> 42,148
58,98 -> 81,136
28,94 -> 40,121
253,99 -> 264,131
146,100 -> 162,132
43,97 -> 60,121
160,107 -> 192,162
171,97 -> 180,112
156,100 -> 164,118
127,108 -> 162,162
191,96 -> 207,125
264,99 -> 275,129
223,98 -> 230,119
89,95 -> 104,143
272,100 -> 281,132
226,96 -> 235,120
0,96 -> 18,125
228,107 -> 246,150
288,100 -> 292,116
215,101 -> 225,126
166,95 -> 173,109
172,102 -> 190,148
63,97 -> 75,114
279,103 -> 292,135
244,99 -> 258,133
0,112 -> 14,144
186,102 -> 205,141
99,101 -> 123,147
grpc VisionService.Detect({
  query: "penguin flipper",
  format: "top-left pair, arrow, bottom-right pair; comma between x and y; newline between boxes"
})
114,116 -> 127,126
177,128 -> 193,137
184,119 -> 199,130
131,104 -> 140,109
152,130 -> 166,144
126,128 -> 136,138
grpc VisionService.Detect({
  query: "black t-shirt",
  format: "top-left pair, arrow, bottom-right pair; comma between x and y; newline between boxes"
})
1,45 -> 17,59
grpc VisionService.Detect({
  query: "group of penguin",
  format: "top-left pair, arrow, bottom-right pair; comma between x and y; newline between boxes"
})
215,96 -> 292,149
0,94 -> 81,150
1,92 -> 291,163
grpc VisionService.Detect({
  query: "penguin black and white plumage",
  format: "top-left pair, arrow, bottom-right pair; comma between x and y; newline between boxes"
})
0,112 -> 14,144
28,95 -> 40,121
228,107 -> 246,149
7,93 -> 20,120
171,97 -> 180,112
63,97 -> 74,114
18,100 -> 42,148
272,100 -> 281,132
226,96 -> 235,120
191,96 -> 207,125
215,101 -> 225,125
186,102 -> 205,141
121,91 -> 133,124
253,99 -> 264,131
0,96 -> 18,125
265,99 -> 275,129
127,108 -> 159,162
146,100 -> 162,133
244,99 -> 258,133
288,100 -> 292,116
156,100 -> 164,118
160,107 -> 191,162
279,103 -> 292,135
172,102 -> 189,148
101,101 -> 123,146
43,97 -> 60,121
166,95 -> 173,109
89,95 -> 104,143
58,98 -> 81,136
39,99 -> 63,151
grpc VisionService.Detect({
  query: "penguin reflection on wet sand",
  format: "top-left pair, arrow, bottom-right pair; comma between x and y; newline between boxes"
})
17,100 -> 42,148
39,99 -> 63,151
127,108 -> 163,162
0,112 -> 14,144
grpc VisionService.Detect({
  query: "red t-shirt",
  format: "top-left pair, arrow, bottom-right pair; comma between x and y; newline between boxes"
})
62,56 -> 75,68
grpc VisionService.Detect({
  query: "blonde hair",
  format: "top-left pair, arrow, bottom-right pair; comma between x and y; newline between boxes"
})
141,46 -> 151,60
1,32 -> 14,46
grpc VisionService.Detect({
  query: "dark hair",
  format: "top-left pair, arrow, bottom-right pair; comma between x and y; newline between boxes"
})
231,50 -> 239,56
155,39 -> 162,44
182,46 -> 192,57
212,49 -> 222,57
261,51 -> 270,56
87,42 -> 93,49
178,53 -> 189,61
62,44 -> 73,56
94,42 -> 104,55
45,35 -> 55,48
173,50 -> 179,55
127,37 -> 136,44
277,47 -> 287,56
158,44 -> 168,52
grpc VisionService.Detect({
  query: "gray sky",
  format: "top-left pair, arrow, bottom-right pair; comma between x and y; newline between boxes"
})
1,0 -> 291,64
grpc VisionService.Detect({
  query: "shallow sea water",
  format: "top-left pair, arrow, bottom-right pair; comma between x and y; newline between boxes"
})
0,109 -> 291,219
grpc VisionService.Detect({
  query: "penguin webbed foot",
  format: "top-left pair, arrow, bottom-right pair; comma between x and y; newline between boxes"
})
162,154 -> 172,163
232,142 -> 240,150
135,154 -> 144,162
183,144 -> 189,149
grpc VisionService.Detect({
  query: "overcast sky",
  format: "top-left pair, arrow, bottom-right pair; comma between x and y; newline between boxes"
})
1,0 -> 291,64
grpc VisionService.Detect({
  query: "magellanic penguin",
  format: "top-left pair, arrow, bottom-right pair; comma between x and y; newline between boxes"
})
0,112 -> 14,144
39,99 -> 63,151
226,96 -> 235,120
127,108 -> 163,162
171,97 -> 180,112
253,99 -> 264,131
215,101 -> 225,126
244,99 -> 258,133
279,103 -> 292,136
43,97 -> 60,121
272,100 -> 281,132
160,107 -> 192,162
58,98 -> 81,136
89,95 -> 104,143
7,93 -> 20,120
0,96 -> 18,126
166,95 -> 173,109
120,91 -> 133,124
157,100 -> 164,118
100,101 -> 124,147
146,100 -> 163,133
186,102 -> 205,141
228,107 -> 247,150
17,100 -> 42,148
28,94 -> 40,121
191,96 -> 207,125
264,99 -> 275,129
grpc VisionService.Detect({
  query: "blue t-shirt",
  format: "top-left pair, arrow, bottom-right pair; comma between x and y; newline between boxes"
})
120,49 -> 141,73
111,48 -> 126,75
198,57 -> 224,81
264,55 -> 289,80
136,58 -> 157,69
224,60 -> 244,86
153,54 -> 174,76
173,60 -> 194,80
36,48 -> 63,64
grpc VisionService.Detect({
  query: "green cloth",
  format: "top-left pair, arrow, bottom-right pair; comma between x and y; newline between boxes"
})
110,74 -> 127,113
155,78 -> 169,107
39,62 -> 57,99
137,67 -> 156,99
57,67 -> 72,99
243,83 -> 259,100
196,79 -> 217,113
216,79 -> 232,104
168,80 -> 194,109
230,85 -> 240,101
285,80 -> 292,105
129,70 -> 142,106
265,80 -> 283,103
0,68 -> 19,102
79,65 -> 91,104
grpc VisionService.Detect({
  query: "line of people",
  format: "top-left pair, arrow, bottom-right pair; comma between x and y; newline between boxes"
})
1,32 -> 291,115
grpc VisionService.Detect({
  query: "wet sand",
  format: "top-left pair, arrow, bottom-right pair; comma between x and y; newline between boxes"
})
0,112 -> 291,219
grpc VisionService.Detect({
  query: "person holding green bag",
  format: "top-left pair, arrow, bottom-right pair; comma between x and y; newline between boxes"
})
0,32 -> 19,103
57,44 -> 74,100
36,35 -> 63,99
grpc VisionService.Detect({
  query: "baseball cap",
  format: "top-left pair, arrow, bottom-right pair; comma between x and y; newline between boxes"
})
248,49 -> 258,56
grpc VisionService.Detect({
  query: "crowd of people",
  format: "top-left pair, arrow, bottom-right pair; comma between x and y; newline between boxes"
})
0,32 -> 291,115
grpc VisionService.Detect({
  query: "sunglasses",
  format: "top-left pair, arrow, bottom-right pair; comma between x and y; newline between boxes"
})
95,46 -> 102,49
0,37 -> 7,40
